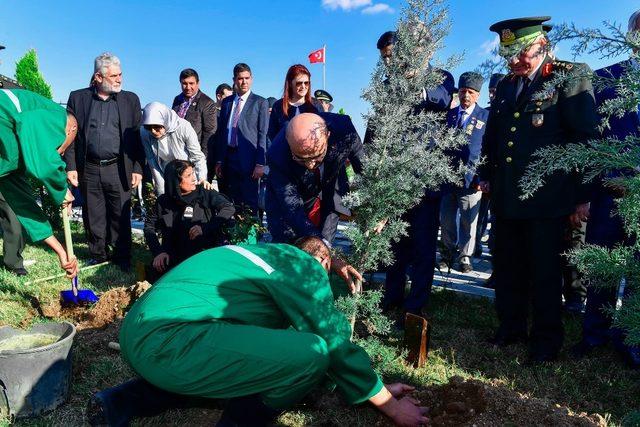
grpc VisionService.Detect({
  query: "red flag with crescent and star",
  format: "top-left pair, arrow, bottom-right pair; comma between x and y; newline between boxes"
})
308,47 -> 325,64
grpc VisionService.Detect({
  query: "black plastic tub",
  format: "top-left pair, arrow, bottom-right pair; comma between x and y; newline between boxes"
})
0,321 -> 76,419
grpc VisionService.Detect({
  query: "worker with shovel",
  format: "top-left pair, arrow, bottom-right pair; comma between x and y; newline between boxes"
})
89,238 -> 429,427
0,88 -> 78,278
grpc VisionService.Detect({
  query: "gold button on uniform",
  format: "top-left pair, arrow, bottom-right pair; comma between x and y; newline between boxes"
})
506,157 -> 512,163
510,127 -> 516,132
513,112 -> 520,118
507,141 -> 514,147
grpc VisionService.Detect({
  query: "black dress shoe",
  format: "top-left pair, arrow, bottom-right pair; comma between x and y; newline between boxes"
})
488,332 -> 528,347
9,267 -> 28,276
459,262 -> 473,274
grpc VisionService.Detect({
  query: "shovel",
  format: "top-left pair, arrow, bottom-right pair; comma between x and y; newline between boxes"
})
59,206 -> 99,305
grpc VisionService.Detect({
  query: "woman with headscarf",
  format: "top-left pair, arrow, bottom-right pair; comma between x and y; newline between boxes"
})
141,102 -> 209,195
267,64 -> 318,142
144,159 -> 235,275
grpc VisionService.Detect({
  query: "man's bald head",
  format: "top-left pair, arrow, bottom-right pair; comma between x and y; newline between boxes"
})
286,113 -> 330,170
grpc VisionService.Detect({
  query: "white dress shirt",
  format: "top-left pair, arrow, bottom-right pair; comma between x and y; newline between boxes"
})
227,90 -> 251,145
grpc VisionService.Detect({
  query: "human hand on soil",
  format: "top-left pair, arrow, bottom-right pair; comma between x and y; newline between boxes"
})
153,252 -> 170,272
189,225 -> 203,240
386,397 -> 429,427
386,383 -> 416,399
331,256 -> 363,294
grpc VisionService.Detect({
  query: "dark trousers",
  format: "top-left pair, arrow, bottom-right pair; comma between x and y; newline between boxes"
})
561,221 -> 587,303
493,216 -> 566,355
0,191 -> 24,270
582,190 -> 635,350
220,151 -> 259,214
475,192 -> 491,254
384,194 -> 441,313
80,162 -> 131,263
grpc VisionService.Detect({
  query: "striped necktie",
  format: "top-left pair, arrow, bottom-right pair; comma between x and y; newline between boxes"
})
229,97 -> 243,147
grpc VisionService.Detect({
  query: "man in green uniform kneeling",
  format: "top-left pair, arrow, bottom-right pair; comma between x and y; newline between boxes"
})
90,238 -> 428,426
0,88 -> 79,278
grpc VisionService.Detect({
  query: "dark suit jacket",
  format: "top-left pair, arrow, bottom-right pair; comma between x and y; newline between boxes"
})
64,88 -> 144,191
171,90 -> 217,157
479,56 -> 599,219
265,113 -> 364,242
363,69 -> 455,145
445,104 -> 489,189
215,92 -> 269,173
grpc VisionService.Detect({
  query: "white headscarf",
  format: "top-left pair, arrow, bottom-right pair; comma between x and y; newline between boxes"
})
142,102 -> 180,134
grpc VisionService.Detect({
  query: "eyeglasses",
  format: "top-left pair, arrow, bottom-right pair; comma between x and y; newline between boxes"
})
291,145 -> 327,165
295,81 -> 310,88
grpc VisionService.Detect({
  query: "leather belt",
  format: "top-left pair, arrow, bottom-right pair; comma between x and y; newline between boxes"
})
87,157 -> 118,166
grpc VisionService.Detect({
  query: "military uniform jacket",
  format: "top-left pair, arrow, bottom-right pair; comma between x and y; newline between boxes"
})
479,56 -> 598,219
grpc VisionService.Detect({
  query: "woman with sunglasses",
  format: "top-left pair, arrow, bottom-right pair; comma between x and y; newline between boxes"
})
267,64 -> 318,142
141,101 -> 210,195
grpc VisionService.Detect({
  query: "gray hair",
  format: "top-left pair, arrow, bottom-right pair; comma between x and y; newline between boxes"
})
94,52 -> 121,76
628,10 -> 640,32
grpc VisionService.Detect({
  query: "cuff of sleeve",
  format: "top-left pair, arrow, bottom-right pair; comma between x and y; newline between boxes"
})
350,376 -> 385,405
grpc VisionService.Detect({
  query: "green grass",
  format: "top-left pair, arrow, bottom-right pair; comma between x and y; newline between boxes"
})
1,227 -> 639,425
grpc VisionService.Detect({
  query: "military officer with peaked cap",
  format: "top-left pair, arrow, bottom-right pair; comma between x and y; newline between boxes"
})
478,17 -> 598,363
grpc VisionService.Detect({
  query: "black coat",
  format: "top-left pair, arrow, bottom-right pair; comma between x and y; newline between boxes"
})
478,56 -> 599,219
65,87 -> 144,191
144,186 -> 235,262
171,90 -> 217,157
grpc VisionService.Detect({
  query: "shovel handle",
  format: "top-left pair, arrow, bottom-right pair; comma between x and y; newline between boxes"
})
62,207 -> 75,258
62,207 -> 78,296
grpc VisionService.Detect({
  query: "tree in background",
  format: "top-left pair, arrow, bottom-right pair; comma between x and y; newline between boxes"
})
15,49 -> 62,229
520,23 -> 640,346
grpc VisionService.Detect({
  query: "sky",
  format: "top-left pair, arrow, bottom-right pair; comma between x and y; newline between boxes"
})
0,0 -> 637,135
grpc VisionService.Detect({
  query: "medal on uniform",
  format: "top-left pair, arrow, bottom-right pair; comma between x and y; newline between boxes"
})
532,113 -> 544,127
465,123 -> 474,135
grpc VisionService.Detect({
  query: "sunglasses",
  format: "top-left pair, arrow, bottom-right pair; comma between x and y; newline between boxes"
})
295,81 -> 310,88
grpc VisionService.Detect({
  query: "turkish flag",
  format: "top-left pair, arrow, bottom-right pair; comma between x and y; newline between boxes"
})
308,47 -> 325,64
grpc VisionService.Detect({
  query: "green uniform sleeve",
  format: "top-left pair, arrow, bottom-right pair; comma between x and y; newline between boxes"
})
266,251 -> 384,404
0,173 -> 53,242
13,91 -> 68,205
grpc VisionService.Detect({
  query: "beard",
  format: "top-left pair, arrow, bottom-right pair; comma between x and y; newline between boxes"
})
98,80 -> 122,95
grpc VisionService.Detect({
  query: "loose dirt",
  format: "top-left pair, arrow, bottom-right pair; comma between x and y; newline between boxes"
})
415,376 -> 607,427
39,281 -> 151,330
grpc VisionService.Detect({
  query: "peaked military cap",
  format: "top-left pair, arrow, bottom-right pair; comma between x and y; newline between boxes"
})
489,73 -> 506,89
314,89 -> 333,103
489,16 -> 552,46
458,72 -> 484,92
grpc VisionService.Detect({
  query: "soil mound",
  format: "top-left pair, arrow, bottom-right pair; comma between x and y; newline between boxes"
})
416,376 -> 607,427
40,281 -> 151,330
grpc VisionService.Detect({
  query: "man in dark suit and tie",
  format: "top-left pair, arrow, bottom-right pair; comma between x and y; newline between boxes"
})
215,63 -> 269,214
439,72 -> 489,273
171,68 -> 217,165
266,112 -> 363,245
571,9 -> 640,368
65,52 -> 144,271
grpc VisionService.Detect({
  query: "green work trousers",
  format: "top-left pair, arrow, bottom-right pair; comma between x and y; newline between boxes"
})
131,321 -> 331,410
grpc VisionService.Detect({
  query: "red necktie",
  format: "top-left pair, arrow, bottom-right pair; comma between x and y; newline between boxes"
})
307,168 -> 322,227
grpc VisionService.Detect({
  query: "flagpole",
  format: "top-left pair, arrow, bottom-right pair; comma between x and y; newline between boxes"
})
323,44 -> 326,90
